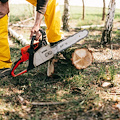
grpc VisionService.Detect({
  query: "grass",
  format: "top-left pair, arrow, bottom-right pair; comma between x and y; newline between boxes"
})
9,4 -> 33,23
2,32 -> 119,119
0,4 -> 120,120
10,5 -> 120,25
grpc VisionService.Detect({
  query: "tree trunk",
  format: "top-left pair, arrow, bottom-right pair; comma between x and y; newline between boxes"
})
62,48 -> 93,69
101,0 -> 116,45
62,0 -> 70,31
102,0 -> 106,21
82,0 -> 85,20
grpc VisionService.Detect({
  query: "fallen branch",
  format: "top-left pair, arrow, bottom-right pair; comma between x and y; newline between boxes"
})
9,17 -> 34,26
31,101 -> 69,106
8,27 -> 30,46
12,24 -> 33,28
11,23 -> 46,28
17,17 -> 34,24
71,25 -> 104,29
108,93 -> 120,95
80,24 -> 104,29
32,99 -> 84,106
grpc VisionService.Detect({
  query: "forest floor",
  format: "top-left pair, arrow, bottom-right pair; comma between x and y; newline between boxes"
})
0,19 -> 120,119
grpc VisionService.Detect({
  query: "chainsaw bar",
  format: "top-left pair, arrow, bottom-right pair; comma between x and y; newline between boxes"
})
33,29 -> 89,67
52,29 -> 88,54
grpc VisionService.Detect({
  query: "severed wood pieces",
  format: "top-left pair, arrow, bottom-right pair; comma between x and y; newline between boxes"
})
47,59 -> 58,77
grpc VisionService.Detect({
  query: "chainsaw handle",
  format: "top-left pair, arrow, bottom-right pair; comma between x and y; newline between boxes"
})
11,58 -> 27,77
30,29 -> 47,48
30,35 -> 36,49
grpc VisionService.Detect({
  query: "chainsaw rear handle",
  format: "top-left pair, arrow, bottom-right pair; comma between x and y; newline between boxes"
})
11,35 -> 37,77
11,29 -> 47,77
11,58 -> 28,77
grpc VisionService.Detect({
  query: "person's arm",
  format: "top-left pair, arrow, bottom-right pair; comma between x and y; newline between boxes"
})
30,0 -> 49,41
30,12 -> 43,41
0,0 -> 8,3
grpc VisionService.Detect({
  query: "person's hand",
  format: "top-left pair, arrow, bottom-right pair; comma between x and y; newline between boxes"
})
30,12 -> 43,41
30,25 -> 42,41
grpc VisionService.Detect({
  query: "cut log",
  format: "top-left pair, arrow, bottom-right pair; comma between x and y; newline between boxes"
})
47,48 -> 93,76
47,59 -> 58,77
47,60 -> 55,77
71,48 -> 93,69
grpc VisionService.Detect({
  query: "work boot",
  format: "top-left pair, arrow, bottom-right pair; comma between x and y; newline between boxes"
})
50,39 -> 63,47
0,68 -> 11,78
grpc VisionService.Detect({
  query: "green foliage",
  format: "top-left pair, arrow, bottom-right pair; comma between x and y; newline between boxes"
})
9,4 -> 33,23
108,65 -> 116,80
98,65 -> 106,80
116,30 -> 120,37
60,6 -> 120,27
9,4 -> 120,27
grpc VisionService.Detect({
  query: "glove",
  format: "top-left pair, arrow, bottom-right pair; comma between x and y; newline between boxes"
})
0,0 -> 8,3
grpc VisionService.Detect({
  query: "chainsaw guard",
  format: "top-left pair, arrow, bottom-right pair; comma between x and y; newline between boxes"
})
11,58 -> 28,77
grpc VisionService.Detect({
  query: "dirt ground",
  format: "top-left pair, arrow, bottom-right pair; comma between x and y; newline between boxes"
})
7,20 -> 120,119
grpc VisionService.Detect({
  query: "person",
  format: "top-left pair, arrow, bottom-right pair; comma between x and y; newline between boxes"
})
0,0 -> 12,78
26,0 -> 63,76
26,0 -> 63,46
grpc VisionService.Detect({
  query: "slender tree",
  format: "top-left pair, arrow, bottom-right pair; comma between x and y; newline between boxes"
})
82,0 -> 85,20
102,0 -> 106,21
62,0 -> 70,31
101,0 -> 116,45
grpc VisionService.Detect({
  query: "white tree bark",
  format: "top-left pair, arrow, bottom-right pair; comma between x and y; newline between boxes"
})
8,27 -> 30,46
62,0 -> 70,31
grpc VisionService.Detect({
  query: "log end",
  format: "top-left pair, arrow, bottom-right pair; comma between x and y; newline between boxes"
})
71,48 -> 93,69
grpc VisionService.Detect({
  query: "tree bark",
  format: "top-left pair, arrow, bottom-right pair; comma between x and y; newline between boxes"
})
62,0 -> 70,31
101,0 -> 116,45
102,0 -> 106,21
82,0 -> 85,20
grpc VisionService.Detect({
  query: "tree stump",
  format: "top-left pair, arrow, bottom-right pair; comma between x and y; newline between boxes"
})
71,48 -> 93,69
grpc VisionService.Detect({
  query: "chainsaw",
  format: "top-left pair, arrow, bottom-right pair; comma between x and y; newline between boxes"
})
11,29 -> 89,77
